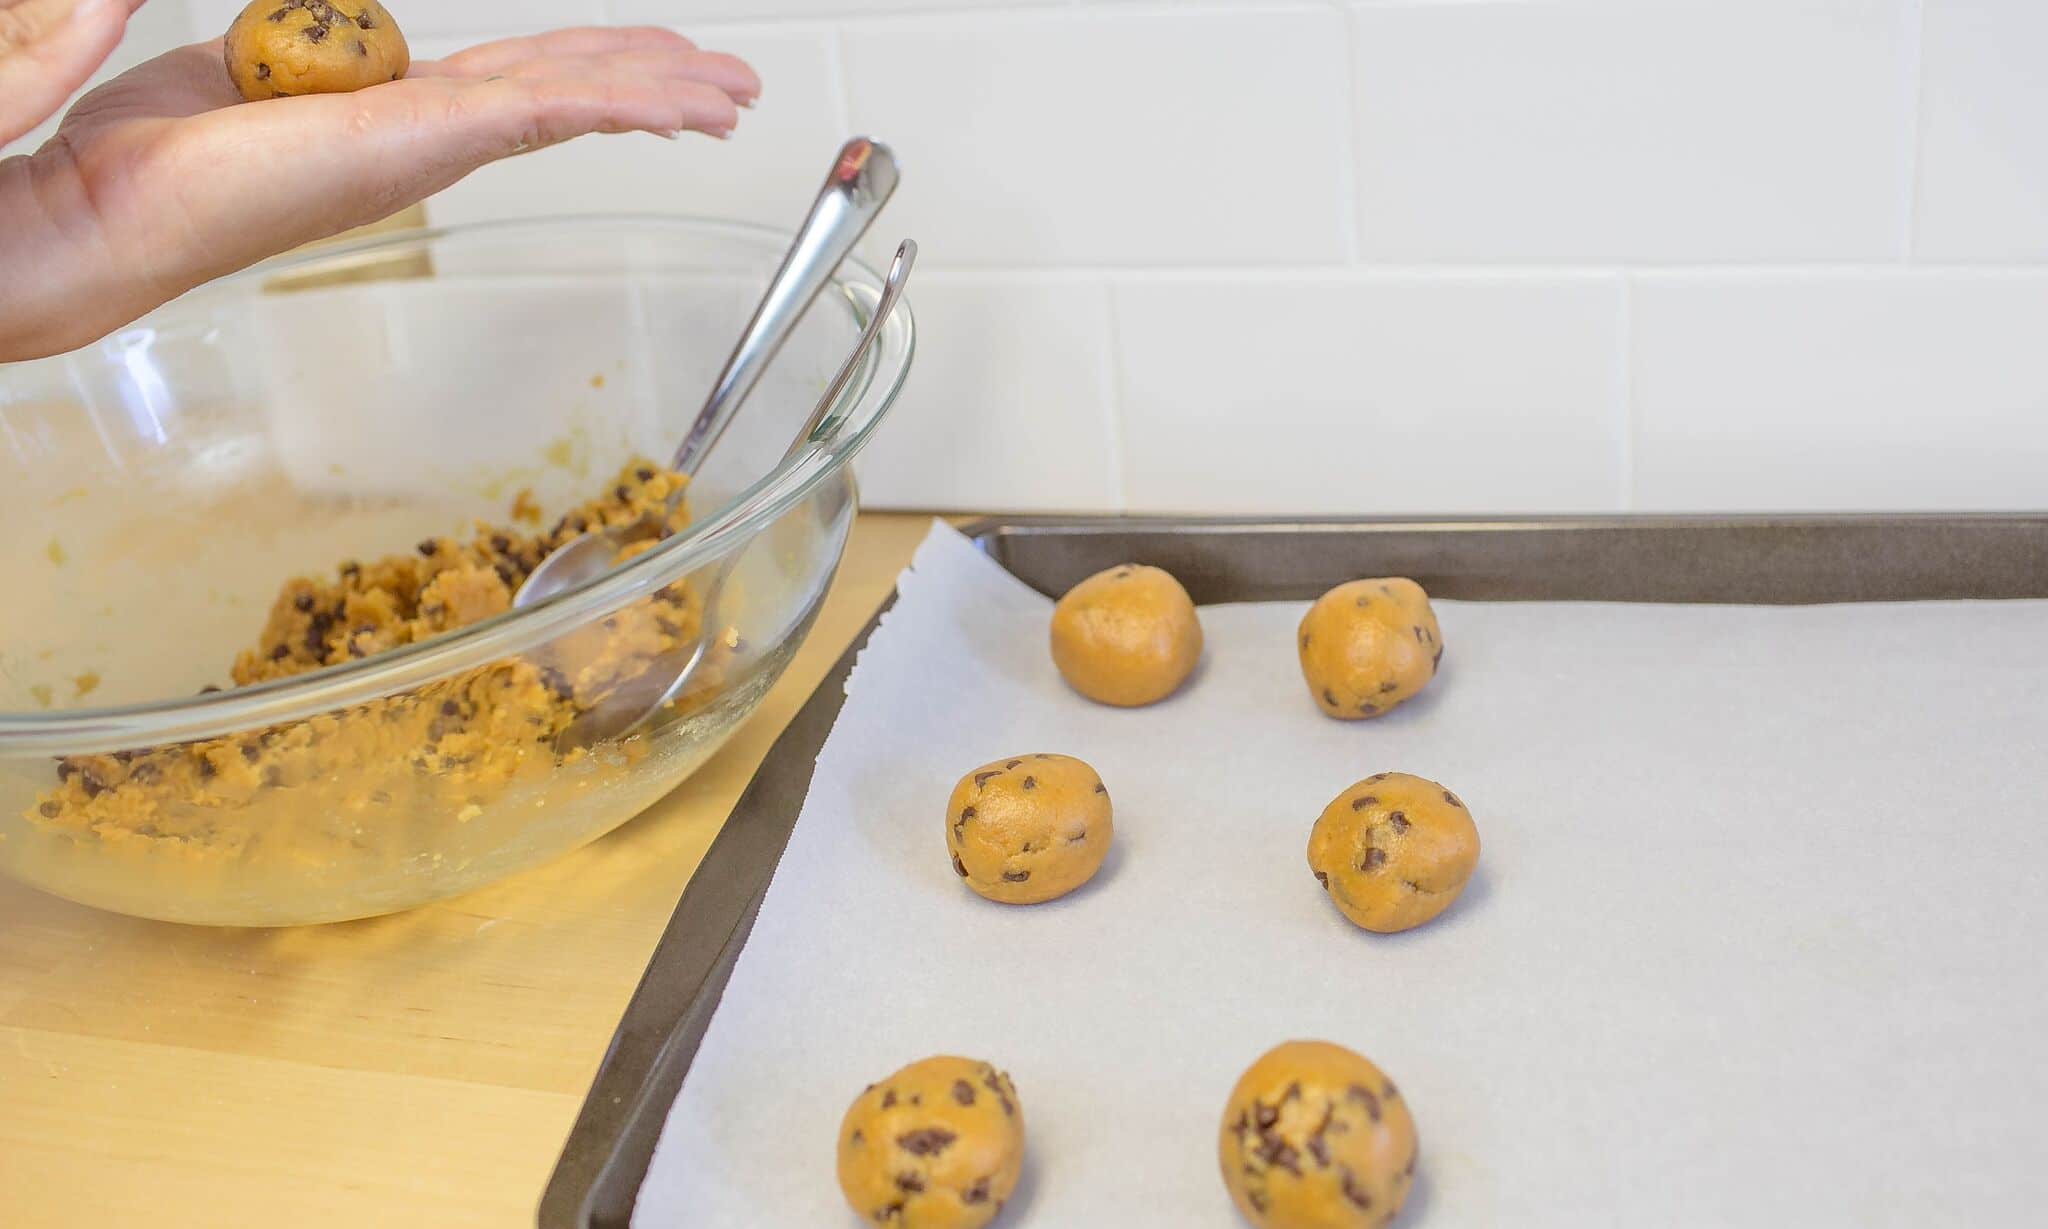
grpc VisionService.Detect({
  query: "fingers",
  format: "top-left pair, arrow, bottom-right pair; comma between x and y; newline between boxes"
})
0,0 -> 136,147
490,48 -> 761,109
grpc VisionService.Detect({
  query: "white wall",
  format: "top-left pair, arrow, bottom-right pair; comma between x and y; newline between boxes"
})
139,4 -> 2048,511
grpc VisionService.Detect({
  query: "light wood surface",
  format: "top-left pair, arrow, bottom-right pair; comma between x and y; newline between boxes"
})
0,513 -> 939,1229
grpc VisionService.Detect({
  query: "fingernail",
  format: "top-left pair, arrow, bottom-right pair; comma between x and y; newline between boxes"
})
656,130 -> 682,141
740,97 -> 758,110
714,127 -> 733,141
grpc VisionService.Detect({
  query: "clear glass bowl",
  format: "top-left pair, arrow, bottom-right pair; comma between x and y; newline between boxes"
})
0,216 -> 913,925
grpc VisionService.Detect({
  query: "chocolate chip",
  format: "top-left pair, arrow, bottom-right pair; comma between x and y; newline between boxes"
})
1341,1167 -> 1374,1210
1001,870 -> 1030,882
1248,1190 -> 1270,1214
129,762 -> 160,783
1065,829 -> 1087,845
614,485 -> 630,502
1323,688 -> 1338,706
893,1173 -> 925,1193
199,684 -> 223,694
1115,567 -> 1133,578
952,1080 -> 975,1107
267,7 -> 288,20
80,768 -> 110,796
1357,701 -> 1379,714
1380,681 -> 1398,693
1005,759 -> 1022,769
305,23 -> 329,43
895,1128 -> 956,1158
354,40 -> 367,55
1021,776 -> 1036,790
1413,625 -> 1426,642
37,800 -> 61,818
951,854 -> 967,878
635,467 -> 655,482
416,539 -> 437,556
56,760 -> 78,781
490,534 -> 512,553
963,1177 -> 990,1205
1346,1084 -> 1382,1122
270,643 -> 290,661
973,771 -> 1000,788
1362,848 -> 1387,871
193,758 -> 214,782
959,806 -> 976,822
1093,781 -> 1106,794
1255,1135 -> 1302,1176
1389,814 -> 1410,833
881,1089 -> 896,1109
850,1128 -> 863,1144
1314,870 -> 1328,887
357,12 -> 375,29
441,700 -> 460,717
1352,795 -> 1378,810
1254,1103 -> 1278,1129
293,592 -> 314,612
1384,1078 -> 1400,1100
981,1071 -> 1015,1116
1368,772 -> 1389,782
1355,595 -> 1369,607
1300,632 -> 1311,649
1433,645 -> 1444,670
240,742 -> 260,763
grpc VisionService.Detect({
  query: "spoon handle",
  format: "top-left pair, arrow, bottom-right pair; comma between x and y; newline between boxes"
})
669,137 -> 901,476
779,240 -> 916,465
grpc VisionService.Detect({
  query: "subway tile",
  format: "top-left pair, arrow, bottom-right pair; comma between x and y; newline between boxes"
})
1112,274 -> 1626,515
422,27 -> 846,232
1350,0 -> 1913,262
841,7 -> 1353,266
613,0 -> 1048,22
1631,273 -> 2048,510
187,0 -> 603,42
854,277 -> 1121,512
1914,0 -> 2048,261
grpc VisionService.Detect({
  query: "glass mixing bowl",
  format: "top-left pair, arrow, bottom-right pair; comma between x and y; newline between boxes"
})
0,216 -> 913,925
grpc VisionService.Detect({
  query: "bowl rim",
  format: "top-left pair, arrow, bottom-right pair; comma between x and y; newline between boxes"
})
0,214 -> 916,753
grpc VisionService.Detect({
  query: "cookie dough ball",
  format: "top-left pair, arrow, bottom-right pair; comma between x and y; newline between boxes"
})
1050,564 -> 1202,706
946,754 -> 1112,905
225,0 -> 408,101
1219,1041 -> 1419,1229
1308,773 -> 1479,934
1297,579 -> 1442,720
838,1056 -> 1024,1228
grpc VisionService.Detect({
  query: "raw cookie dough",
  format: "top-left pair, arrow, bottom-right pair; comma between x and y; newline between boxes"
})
1049,563 -> 1203,707
838,1055 -> 1024,1229
25,461 -> 718,862
1308,773 -> 1480,934
225,0 -> 408,101
1219,1041 -> 1419,1229
1297,579 -> 1442,720
946,754 -> 1112,905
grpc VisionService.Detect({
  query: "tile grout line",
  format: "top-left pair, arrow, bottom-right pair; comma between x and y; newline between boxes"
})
1099,279 -> 1133,513
1897,0 -> 1929,263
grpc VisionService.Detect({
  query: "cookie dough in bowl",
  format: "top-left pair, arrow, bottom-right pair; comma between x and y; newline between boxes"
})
225,0 -> 409,101
1308,773 -> 1480,934
838,1056 -> 1025,1228
1219,1041 -> 1419,1229
945,754 -> 1113,905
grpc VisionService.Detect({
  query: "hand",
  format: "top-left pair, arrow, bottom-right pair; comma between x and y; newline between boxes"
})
0,18 -> 759,362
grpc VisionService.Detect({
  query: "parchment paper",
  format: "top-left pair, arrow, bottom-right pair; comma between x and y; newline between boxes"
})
636,522 -> 2048,1226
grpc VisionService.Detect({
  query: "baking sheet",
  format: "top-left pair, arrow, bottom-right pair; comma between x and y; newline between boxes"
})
633,521 -> 2048,1226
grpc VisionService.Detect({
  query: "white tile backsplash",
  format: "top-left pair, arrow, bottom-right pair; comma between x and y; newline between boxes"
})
1113,274 -> 1627,514
17,0 -> 2046,515
839,7 -> 1353,267
1350,0 -> 1914,263
852,276 -> 1121,512
1913,0 -> 2048,262
1632,273 -> 2048,510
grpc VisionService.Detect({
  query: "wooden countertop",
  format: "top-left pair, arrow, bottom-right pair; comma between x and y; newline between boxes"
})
0,513 -> 939,1229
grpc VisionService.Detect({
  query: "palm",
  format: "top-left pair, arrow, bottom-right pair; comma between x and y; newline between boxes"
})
3,26 -> 756,360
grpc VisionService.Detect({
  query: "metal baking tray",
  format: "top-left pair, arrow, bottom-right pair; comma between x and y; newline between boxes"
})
537,513 -> 2048,1227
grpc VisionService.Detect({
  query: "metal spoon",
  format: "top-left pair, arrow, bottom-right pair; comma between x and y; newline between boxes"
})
531,238 -> 917,749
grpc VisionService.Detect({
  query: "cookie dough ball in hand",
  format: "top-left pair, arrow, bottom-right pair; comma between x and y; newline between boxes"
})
225,0 -> 409,101
1309,773 -> 1479,934
838,1056 -> 1024,1228
1298,579 -> 1442,719
1050,564 -> 1202,706
947,754 -> 1112,905
1219,1041 -> 1418,1229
